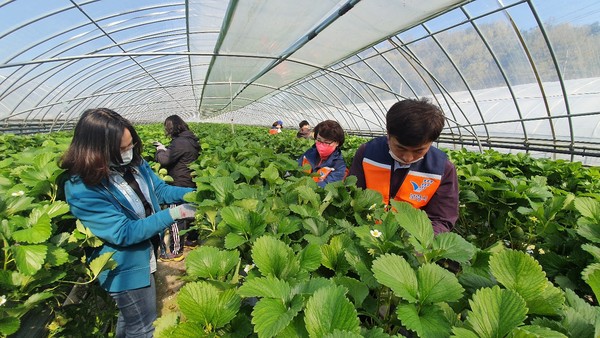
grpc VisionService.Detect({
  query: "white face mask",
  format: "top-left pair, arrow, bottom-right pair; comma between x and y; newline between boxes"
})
120,148 -> 134,165
388,150 -> 423,166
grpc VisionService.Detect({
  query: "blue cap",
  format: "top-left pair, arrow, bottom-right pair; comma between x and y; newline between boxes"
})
277,120 -> 283,126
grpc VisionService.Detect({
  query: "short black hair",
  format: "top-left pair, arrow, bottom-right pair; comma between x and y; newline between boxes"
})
386,98 -> 445,146
299,120 -> 309,128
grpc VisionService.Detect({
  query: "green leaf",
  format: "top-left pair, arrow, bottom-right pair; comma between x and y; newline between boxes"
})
417,263 -> 464,304
185,246 -> 239,280
163,321 -> 205,338
237,276 -> 291,300
512,325 -> 568,337
352,188 -> 384,211
296,185 -> 320,208
298,243 -> 322,272
450,327 -> 480,338
12,213 -> 52,244
582,263 -> 600,302
12,244 -> 47,275
321,236 -> 352,274
211,176 -> 235,203
396,303 -> 451,338
581,244 -> 600,261
23,291 -> 53,307
524,281 -> 565,316
224,232 -> 247,249
564,288 -> 597,325
252,235 -> 299,279
372,254 -> 418,303
431,232 -> 476,263
304,285 -> 360,337
46,245 -> 69,266
38,201 -> 70,219
465,286 -> 527,338
577,220 -> 600,244
292,277 -> 336,296
221,206 -> 249,232
490,250 -> 547,303
252,295 -> 303,338
6,196 -> 35,215
574,197 -> 600,221
261,164 -> 283,185
0,317 -> 20,336
333,276 -> 369,307
153,312 -> 179,338
237,165 -> 259,182
324,330 -> 363,338
178,281 -> 240,329
390,200 -> 434,252
88,252 -> 116,279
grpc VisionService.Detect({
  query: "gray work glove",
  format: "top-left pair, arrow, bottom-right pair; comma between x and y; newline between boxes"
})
169,203 -> 196,220
153,141 -> 167,151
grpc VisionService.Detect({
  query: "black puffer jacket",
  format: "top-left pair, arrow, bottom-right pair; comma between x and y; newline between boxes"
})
155,130 -> 200,187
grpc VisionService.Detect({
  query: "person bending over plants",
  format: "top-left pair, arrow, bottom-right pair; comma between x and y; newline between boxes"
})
60,108 -> 196,337
349,98 -> 459,234
298,120 -> 347,187
154,114 -> 201,261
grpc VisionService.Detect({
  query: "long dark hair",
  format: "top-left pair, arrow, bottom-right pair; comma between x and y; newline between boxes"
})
60,108 -> 142,186
164,115 -> 190,138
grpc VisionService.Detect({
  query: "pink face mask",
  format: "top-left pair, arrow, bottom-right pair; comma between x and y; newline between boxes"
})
316,141 -> 336,158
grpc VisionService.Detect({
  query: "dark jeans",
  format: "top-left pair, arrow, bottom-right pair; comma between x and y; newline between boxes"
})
109,274 -> 156,338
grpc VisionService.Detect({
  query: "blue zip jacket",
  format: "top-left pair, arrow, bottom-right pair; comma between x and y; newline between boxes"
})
64,160 -> 193,292
298,146 -> 347,187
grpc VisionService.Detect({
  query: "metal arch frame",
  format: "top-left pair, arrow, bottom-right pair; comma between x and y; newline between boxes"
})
528,0 -> 576,160
0,4 -> 187,100
298,71 -> 368,131
298,71 -> 373,131
419,20 -> 491,141
31,47 -> 192,122
391,37 -> 479,148
334,57 -> 390,129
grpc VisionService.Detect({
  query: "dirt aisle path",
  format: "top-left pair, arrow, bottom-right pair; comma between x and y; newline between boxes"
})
154,247 -> 192,316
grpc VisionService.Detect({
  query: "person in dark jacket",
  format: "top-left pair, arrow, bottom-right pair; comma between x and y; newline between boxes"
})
296,120 -> 313,139
154,115 -> 201,261
348,98 -> 459,234
298,120 -> 347,188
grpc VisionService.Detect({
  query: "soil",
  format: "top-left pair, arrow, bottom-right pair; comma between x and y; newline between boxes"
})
154,246 -> 192,317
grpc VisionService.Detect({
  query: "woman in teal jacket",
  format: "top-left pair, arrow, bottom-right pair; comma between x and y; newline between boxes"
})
61,108 -> 195,337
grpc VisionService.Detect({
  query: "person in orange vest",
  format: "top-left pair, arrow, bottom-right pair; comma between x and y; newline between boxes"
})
268,121 -> 282,134
298,120 -> 347,187
348,98 -> 459,234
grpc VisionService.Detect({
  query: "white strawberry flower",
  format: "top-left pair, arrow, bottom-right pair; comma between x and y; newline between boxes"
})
244,264 -> 255,273
370,229 -> 382,238
0,295 -> 6,306
11,191 -> 25,197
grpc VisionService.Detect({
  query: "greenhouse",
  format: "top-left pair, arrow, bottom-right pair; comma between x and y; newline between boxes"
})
1,0 -> 600,337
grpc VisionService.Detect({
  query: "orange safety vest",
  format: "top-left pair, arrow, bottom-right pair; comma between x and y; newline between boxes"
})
362,137 -> 446,208
302,156 -> 334,182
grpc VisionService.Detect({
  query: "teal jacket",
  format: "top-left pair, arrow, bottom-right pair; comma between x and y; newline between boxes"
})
64,160 -> 193,292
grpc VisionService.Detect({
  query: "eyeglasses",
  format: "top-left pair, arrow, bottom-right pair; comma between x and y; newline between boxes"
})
315,137 -> 335,145
120,142 -> 136,152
